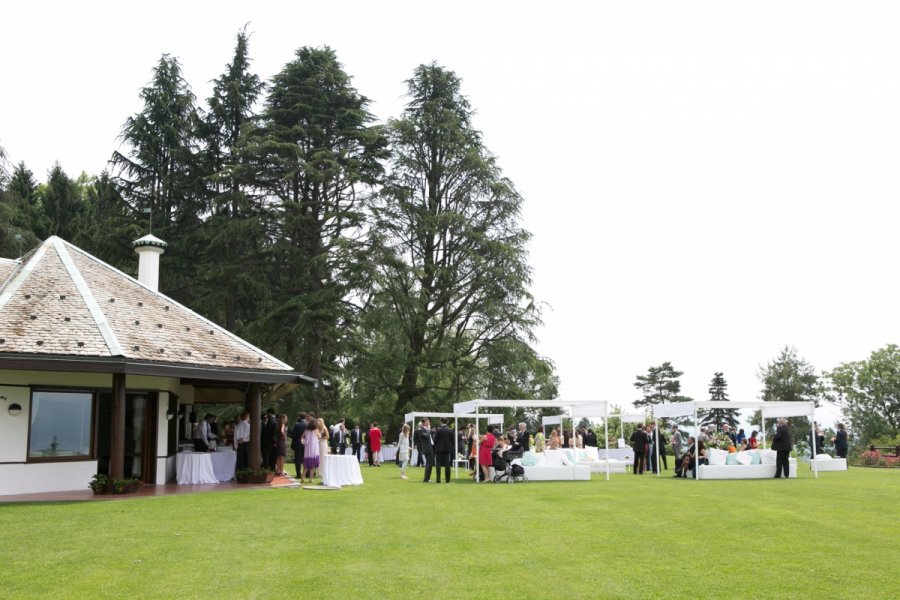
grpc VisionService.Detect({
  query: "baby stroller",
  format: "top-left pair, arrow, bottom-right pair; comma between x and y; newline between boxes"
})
492,449 -> 527,483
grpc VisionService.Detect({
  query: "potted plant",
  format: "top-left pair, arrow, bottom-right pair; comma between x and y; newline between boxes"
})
235,467 -> 274,484
110,477 -> 142,494
88,473 -> 110,495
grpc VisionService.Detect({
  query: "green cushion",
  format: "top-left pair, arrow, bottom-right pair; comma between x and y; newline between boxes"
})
750,451 -> 762,465
521,452 -> 539,466
725,453 -> 740,465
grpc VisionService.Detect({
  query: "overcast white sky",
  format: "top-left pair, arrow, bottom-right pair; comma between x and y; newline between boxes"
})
2,2 -> 898,424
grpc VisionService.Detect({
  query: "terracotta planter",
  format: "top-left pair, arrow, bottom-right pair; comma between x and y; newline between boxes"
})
236,472 -> 274,484
249,472 -> 275,484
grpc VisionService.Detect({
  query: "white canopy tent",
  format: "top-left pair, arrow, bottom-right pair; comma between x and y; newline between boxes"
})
541,415 -> 562,433
618,412 -> 648,448
650,401 -> 818,479
453,399 -> 611,481
403,412 -> 504,479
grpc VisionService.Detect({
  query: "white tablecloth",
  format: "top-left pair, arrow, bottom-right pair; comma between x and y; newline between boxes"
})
358,446 -> 396,462
321,454 -> 364,487
176,452 -> 219,484
210,450 -> 237,482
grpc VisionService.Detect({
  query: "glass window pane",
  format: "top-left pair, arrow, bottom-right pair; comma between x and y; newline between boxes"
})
29,391 -> 93,459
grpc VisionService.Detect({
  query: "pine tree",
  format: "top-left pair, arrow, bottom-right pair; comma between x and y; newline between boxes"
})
634,362 -> 691,407
701,372 -> 739,429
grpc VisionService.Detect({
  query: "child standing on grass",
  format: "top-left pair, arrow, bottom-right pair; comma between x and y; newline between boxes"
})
398,424 -> 411,479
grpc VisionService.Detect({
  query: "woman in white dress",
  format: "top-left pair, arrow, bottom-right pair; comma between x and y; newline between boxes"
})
397,423 -> 411,479
317,418 -> 330,464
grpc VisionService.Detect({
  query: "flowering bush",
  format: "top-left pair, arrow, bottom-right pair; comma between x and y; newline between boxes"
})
857,451 -> 900,468
858,451 -> 882,466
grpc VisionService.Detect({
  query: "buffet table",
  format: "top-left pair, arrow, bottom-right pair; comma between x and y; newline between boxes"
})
176,452 -> 219,484
210,450 -> 237,482
321,454 -> 364,488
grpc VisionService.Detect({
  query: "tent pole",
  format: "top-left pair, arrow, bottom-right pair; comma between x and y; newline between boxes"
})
604,405 -> 610,481
694,406 -> 700,481
811,408 -> 818,479
454,416 -> 459,480
761,411 -> 767,449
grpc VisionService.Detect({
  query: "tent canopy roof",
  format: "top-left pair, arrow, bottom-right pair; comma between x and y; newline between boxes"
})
651,400 -> 815,419
453,399 -> 608,415
403,411 -> 504,424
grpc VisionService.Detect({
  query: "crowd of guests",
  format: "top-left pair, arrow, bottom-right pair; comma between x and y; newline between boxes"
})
192,410 -> 853,483
189,409 -> 392,482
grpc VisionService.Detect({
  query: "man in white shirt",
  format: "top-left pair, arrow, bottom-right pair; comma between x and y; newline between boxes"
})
193,413 -> 218,452
234,411 -> 251,470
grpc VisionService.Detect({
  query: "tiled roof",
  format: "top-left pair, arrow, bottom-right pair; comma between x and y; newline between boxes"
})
0,258 -> 18,285
0,237 -> 294,373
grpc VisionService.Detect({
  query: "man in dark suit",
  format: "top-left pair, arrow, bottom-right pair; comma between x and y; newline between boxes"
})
630,426 -> 647,474
350,423 -> 364,462
583,429 -> 598,448
413,424 -> 424,466
365,422 -> 374,466
433,418 -> 455,483
290,413 -> 307,477
333,423 -> 347,455
261,409 -> 277,470
419,420 -> 435,482
515,422 -> 530,452
772,418 -> 793,478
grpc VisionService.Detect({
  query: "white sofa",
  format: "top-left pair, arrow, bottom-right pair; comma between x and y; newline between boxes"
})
810,454 -> 848,471
512,450 -> 591,481
573,447 -> 629,474
696,449 -> 797,479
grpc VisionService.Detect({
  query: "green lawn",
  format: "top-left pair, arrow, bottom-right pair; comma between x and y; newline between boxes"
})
1,465 -> 898,599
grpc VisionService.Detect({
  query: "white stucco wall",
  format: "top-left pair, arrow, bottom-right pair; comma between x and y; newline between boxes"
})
0,385 -> 30,463
0,461 -> 98,496
0,370 -> 183,494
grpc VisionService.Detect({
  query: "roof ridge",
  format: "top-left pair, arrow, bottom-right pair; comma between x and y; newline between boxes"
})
52,238 -> 124,357
56,238 -> 295,371
0,239 -> 50,313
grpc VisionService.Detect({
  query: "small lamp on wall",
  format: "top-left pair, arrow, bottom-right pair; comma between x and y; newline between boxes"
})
1,395 -> 22,417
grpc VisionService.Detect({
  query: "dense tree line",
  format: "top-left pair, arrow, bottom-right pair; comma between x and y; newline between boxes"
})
0,31 -> 557,434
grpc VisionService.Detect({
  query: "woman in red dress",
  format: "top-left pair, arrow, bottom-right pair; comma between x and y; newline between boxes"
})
368,422 -> 383,466
479,427 -> 497,482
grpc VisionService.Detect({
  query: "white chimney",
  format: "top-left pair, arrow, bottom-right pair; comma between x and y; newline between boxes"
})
132,234 -> 167,291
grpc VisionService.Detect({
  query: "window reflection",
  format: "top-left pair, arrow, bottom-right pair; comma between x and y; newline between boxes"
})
29,391 -> 93,459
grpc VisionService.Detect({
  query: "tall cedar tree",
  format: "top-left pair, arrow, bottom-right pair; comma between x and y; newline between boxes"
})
243,46 -> 386,412
365,63 -> 542,434
700,372 -> 739,430
196,28 -> 267,333
110,54 -> 204,302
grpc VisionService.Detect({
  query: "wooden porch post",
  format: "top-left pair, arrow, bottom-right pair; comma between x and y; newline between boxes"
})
249,383 -> 261,471
109,373 -> 126,480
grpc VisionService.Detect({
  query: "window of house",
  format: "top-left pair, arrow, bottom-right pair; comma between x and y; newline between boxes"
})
29,391 -> 94,460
